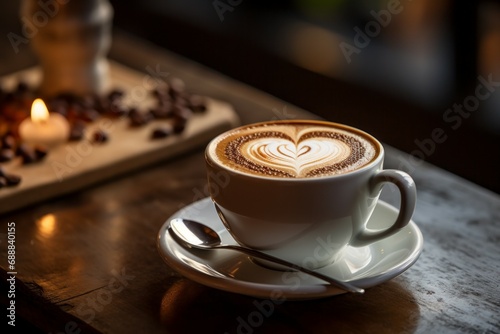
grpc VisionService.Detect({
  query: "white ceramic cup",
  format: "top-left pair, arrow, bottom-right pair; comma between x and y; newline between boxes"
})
205,120 -> 416,269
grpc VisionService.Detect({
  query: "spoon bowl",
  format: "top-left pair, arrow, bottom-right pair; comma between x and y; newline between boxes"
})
168,218 -> 364,294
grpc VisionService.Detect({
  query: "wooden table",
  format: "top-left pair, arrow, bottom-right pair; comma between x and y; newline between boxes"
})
1,31 -> 499,334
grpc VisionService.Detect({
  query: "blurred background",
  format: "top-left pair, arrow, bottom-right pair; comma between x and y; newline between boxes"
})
1,0 -> 499,193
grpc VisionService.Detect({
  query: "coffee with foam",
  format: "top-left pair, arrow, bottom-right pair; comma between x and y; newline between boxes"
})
208,121 -> 379,178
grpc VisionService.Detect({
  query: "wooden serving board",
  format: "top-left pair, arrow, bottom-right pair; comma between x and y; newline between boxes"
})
0,61 -> 240,214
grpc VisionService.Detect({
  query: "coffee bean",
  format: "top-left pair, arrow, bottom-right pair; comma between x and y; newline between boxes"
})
151,126 -> 172,139
78,95 -> 92,108
169,78 -> 186,98
150,108 -> 167,119
79,109 -> 100,122
94,95 -> 108,114
158,97 -> 173,108
4,173 -> 21,187
65,104 -> 81,122
15,143 -> 28,156
189,95 -> 207,113
152,87 -> 170,101
173,96 -> 188,108
0,168 -> 21,188
0,149 -> 14,162
35,146 -> 48,160
1,135 -> 16,149
150,104 -> 172,119
173,105 -> 193,119
171,106 -> 192,134
47,95 -> 69,108
17,144 -> 37,164
144,110 -> 154,121
107,89 -> 124,102
129,114 -> 147,127
129,110 -> 153,127
172,118 -> 187,134
49,104 -> 68,118
128,108 -> 140,118
92,130 -> 109,144
69,120 -> 86,141
15,143 -> 48,164
69,127 -> 85,141
106,103 -> 128,118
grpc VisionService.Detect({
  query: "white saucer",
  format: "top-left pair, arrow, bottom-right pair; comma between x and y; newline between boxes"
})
157,197 -> 423,300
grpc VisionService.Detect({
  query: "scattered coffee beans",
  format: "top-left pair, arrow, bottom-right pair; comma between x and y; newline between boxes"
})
0,76 -> 209,190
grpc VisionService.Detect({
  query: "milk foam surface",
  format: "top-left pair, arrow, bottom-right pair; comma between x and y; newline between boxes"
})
209,123 -> 378,178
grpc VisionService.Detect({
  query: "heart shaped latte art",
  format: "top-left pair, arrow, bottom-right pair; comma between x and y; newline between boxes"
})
223,129 -> 372,177
243,137 -> 346,177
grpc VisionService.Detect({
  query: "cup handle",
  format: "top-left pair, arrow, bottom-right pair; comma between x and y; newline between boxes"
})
350,170 -> 417,247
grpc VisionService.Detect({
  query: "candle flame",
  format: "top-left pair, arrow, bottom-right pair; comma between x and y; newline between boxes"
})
31,98 -> 50,123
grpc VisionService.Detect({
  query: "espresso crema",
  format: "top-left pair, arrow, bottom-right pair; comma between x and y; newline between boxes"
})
209,122 -> 379,178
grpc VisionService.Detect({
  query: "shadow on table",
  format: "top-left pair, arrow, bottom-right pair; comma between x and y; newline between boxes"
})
160,278 -> 419,333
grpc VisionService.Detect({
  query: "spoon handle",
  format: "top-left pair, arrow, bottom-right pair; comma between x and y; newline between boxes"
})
220,244 -> 364,294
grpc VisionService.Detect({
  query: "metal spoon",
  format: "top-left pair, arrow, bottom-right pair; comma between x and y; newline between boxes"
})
168,218 -> 364,294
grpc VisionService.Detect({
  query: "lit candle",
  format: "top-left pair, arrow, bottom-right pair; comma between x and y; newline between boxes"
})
19,98 -> 70,148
